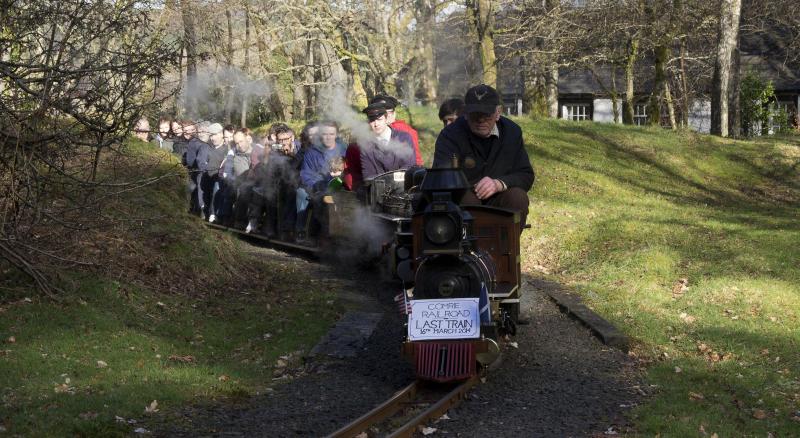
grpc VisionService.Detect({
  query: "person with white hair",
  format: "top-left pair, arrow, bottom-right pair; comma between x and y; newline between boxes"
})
201,123 -> 227,222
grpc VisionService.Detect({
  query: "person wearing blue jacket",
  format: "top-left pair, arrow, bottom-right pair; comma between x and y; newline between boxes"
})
300,121 -> 347,192
297,120 -> 346,243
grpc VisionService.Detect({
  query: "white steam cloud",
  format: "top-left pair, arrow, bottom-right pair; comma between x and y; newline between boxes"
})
181,66 -> 271,120
319,86 -> 414,159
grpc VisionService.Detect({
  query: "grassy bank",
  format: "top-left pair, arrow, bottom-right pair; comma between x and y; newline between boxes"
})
411,108 -> 799,436
0,142 -> 341,436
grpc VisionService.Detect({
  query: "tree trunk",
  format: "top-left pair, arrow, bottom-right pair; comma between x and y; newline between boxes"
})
711,0 -> 742,137
241,6 -> 250,128
305,39 -> 316,118
175,41 -> 184,116
291,50 -> 305,120
623,37 -> 639,124
467,0 -> 497,87
665,81 -> 677,129
679,40 -> 690,127
546,64 -> 559,118
181,0 -> 198,117
224,9 -> 234,124
729,45 -> 742,137
611,65 -> 620,123
648,44 -> 668,126
415,0 -> 438,103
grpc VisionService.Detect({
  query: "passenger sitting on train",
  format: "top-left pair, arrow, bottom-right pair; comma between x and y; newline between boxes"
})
299,120 -> 346,243
185,121 -> 211,216
295,122 -> 318,241
368,94 -> 423,165
170,120 -> 187,160
202,123 -> 228,224
221,129 -> 254,228
359,103 -> 416,180
247,124 -> 301,237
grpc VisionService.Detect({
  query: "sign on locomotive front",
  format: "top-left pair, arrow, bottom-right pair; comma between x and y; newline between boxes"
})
407,298 -> 480,341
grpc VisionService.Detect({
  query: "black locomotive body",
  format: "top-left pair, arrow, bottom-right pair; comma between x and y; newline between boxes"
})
398,165 -> 522,382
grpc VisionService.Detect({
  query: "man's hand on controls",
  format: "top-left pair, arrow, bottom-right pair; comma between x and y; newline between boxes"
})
474,176 -> 505,200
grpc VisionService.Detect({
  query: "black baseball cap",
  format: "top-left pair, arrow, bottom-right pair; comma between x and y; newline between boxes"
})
362,103 -> 388,121
463,84 -> 500,114
369,94 -> 399,110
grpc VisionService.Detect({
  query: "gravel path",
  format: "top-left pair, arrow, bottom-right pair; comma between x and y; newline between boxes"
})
150,246 -> 642,437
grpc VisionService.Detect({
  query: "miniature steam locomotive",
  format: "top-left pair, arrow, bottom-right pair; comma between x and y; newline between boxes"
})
329,163 -> 522,382
217,162 -> 523,383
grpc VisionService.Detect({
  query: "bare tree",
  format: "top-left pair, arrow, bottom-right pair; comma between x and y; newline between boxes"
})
711,0 -> 743,136
466,0 -> 498,87
0,0 -> 178,296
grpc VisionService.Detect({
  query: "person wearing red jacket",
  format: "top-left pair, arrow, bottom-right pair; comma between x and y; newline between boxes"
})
368,94 -> 423,166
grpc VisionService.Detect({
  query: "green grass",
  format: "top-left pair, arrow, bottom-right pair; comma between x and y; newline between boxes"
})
0,140 -> 342,436
409,108 -> 800,436
0,276 -> 337,436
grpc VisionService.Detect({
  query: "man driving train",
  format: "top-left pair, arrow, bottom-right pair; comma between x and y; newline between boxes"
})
432,84 -> 534,228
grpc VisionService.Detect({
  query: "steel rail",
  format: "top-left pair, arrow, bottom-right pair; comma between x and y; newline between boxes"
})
387,376 -> 478,438
326,381 -> 419,438
327,377 -> 478,438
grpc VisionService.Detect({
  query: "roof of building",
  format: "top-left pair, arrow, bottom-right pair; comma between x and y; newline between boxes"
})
556,29 -> 799,98
739,29 -> 800,92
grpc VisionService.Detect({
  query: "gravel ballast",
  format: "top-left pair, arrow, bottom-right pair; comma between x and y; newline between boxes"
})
151,247 -> 642,437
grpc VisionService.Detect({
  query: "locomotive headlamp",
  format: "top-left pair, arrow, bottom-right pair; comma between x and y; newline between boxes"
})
425,214 -> 457,245
437,275 -> 468,297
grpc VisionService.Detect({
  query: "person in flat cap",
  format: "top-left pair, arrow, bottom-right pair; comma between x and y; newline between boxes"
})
358,102 -> 416,180
432,84 -> 534,228
368,95 -> 423,165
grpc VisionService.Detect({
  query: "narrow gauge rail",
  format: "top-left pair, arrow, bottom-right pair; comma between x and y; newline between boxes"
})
327,377 -> 478,438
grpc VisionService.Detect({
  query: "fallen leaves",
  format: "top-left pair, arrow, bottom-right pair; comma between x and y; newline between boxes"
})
144,400 -> 159,414
679,313 -> 696,324
752,409 -> 768,420
671,278 -> 688,299
421,426 -> 437,435
54,383 -> 74,394
6,336 -> 15,344
168,355 -> 195,363
96,360 -> 108,368
695,342 -> 732,363
688,392 -> 705,401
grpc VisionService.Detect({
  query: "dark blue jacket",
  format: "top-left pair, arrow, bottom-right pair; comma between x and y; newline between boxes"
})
300,140 -> 347,193
433,116 -> 534,191
359,130 -> 415,180
185,138 -> 211,171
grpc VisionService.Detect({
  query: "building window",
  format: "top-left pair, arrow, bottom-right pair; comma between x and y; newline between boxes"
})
771,101 -> 793,133
564,103 -> 590,121
633,104 -> 648,125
